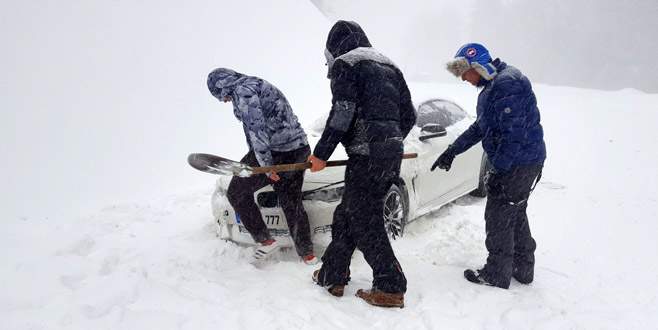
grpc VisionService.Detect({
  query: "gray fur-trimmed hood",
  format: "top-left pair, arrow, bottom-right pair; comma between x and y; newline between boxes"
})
447,57 -> 499,81
337,47 -> 398,69
325,46 -> 399,79
446,57 -> 473,78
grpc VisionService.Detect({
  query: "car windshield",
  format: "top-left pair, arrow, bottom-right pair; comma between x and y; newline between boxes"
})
306,113 -> 329,137
416,99 -> 467,128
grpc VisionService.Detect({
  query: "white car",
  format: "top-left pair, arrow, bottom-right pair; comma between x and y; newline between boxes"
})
211,98 -> 487,246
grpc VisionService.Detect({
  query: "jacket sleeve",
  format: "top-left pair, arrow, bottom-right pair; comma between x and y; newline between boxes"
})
450,121 -> 483,155
235,87 -> 273,167
399,77 -> 417,139
313,61 -> 360,161
490,93 -> 527,172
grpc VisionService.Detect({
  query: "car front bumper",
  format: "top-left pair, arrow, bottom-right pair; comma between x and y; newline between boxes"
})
212,185 -> 339,247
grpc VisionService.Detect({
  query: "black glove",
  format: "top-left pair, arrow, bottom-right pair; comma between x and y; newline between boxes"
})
484,168 -> 505,199
431,146 -> 456,171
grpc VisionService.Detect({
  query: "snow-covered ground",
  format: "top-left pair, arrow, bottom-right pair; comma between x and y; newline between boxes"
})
3,84 -> 657,329
3,1 -> 658,329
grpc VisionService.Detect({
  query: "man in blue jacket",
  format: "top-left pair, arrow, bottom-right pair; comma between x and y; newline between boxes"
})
207,68 -> 317,265
433,43 -> 546,289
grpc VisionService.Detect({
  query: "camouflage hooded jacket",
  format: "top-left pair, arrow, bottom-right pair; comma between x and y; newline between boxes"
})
207,68 -> 308,166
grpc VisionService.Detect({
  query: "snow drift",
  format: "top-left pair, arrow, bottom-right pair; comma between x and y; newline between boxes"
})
3,83 -> 658,329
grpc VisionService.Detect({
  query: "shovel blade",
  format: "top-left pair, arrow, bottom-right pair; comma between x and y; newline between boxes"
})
187,153 -> 254,177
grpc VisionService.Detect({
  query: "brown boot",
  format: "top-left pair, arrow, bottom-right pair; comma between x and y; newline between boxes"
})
312,270 -> 345,297
355,288 -> 404,308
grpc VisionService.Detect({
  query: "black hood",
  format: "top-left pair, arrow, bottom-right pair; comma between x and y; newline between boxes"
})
326,20 -> 371,58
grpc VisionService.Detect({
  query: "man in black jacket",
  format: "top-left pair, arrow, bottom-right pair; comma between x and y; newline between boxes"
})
308,20 -> 416,308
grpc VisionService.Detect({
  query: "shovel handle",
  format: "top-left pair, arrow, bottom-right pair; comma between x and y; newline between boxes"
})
251,153 -> 418,175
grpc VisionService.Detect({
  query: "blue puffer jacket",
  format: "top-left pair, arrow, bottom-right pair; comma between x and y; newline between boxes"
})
451,59 -> 546,172
207,68 -> 308,166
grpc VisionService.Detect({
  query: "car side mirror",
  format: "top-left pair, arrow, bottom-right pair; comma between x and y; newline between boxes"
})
419,124 -> 447,141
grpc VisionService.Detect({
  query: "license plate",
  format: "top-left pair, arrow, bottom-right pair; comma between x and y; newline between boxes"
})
263,214 -> 281,226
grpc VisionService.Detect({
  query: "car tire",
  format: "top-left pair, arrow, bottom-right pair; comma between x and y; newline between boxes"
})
383,184 -> 407,240
470,154 -> 490,197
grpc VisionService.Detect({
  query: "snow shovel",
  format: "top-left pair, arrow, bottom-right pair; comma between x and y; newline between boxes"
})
188,152 -> 418,177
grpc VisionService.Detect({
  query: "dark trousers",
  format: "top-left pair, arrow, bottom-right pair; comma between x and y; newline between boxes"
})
227,146 -> 313,257
482,164 -> 543,287
316,156 -> 407,293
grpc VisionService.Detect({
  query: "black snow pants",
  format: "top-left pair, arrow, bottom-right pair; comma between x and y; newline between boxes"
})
481,163 -> 543,288
316,156 -> 407,293
227,146 -> 313,257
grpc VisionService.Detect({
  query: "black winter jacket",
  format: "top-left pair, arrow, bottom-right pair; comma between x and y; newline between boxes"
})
314,21 -> 417,160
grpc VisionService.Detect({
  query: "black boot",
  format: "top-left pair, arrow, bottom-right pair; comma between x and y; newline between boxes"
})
313,269 -> 345,297
464,269 -> 510,289
513,265 -> 534,284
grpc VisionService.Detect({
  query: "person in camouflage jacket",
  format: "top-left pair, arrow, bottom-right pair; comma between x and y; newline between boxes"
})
207,68 -> 317,264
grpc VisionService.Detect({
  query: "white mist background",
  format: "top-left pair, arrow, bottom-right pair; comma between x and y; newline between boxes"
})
311,0 -> 658,92
1,0 -> 330,219
2,0 -> 656,220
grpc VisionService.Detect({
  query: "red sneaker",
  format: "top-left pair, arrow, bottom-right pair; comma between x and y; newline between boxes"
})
303,254 -> 318,265
253,239 -> 280,260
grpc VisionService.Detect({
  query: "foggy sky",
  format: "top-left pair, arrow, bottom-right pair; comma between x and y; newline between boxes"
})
1,0 -> 655,220
0,0 -> 330,219
312,0 -> 658,93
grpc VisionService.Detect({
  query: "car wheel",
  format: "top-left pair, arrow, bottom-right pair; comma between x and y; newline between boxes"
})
470,154 -> 490,198
383,184 -> 407,240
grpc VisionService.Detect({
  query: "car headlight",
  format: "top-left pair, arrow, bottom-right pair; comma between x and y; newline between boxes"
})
303,186 -> 344,203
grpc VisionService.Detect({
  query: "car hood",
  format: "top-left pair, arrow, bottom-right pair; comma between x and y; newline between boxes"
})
213,117 -> 345,193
